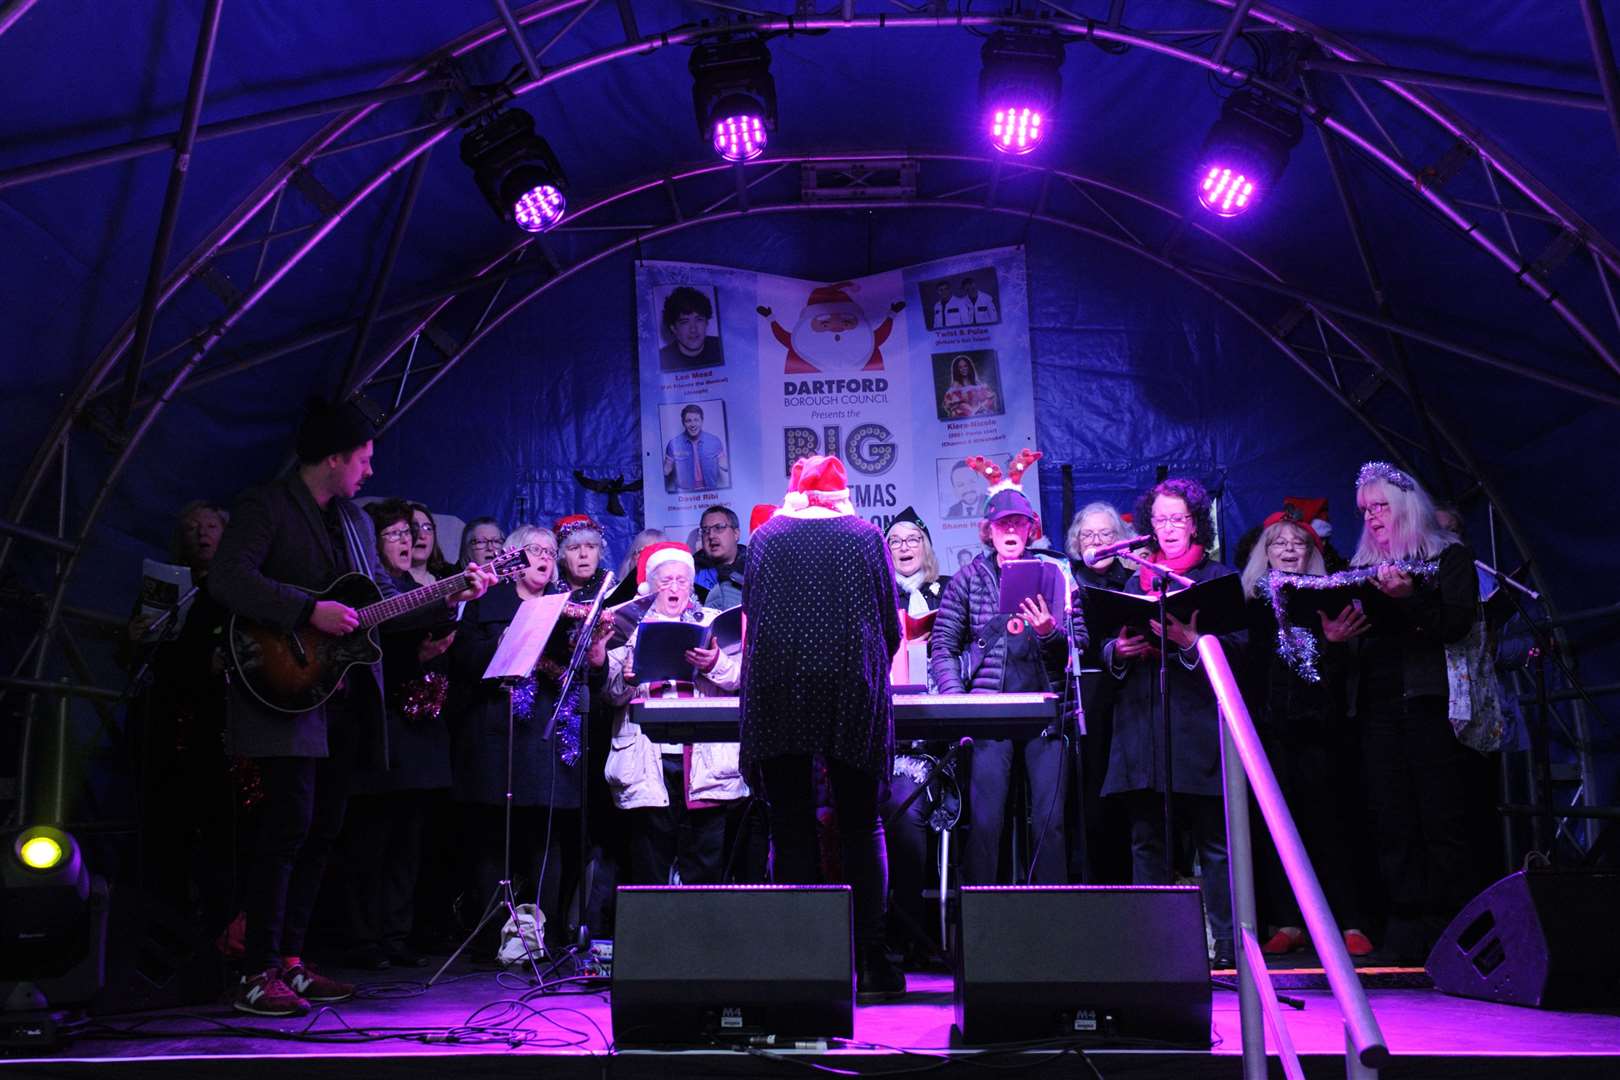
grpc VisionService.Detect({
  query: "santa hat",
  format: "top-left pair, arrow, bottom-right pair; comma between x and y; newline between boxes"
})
553,514 -> 603,545
748,503 -> 775,535
1262,498 -> 1330,550
636,541 -> 696,594
782,454 -> 854,515
805,281 -> 859,311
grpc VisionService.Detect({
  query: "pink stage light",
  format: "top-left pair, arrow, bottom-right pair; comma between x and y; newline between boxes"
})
1197,164 -> 1256,217
513,184 -> 566,233
989,106 -> 1044,155
712,113 -> 767,162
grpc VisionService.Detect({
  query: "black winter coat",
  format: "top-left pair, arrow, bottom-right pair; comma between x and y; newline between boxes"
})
352,571 -> 454,795
1101,556 -> 1245,798
445,583 -> 581,808
929,552 -> 1083,695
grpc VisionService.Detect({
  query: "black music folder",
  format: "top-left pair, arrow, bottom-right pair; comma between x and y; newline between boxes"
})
1081,573 -> 1246,638
1272,579 -> 1372,625
997,558 -> 1069,616
632,621 -> 708,683
707,605 -> 743,651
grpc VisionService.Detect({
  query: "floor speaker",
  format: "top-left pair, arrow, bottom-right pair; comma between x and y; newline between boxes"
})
953,885 -> 1211,1046
611,885 -> 853,1045
1426,869 -> 1620,1008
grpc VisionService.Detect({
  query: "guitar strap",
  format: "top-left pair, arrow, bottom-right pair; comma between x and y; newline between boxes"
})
336,501 -> 377,590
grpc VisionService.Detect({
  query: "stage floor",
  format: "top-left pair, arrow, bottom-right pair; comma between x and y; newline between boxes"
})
8,963 -> 1620,1078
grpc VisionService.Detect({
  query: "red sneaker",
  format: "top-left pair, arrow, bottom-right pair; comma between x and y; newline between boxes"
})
233,968 -> 309,1017
1343,929 -> 1375,957
283,963 -> 354,1003
1261,927 -> 1306,955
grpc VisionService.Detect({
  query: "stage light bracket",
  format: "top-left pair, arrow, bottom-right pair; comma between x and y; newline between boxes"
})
978,31 -> 1065,116
459,108 -> 568,229
690,36 -> 778,144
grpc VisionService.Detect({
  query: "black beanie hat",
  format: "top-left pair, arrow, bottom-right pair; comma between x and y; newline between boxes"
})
295,397 -> 378,462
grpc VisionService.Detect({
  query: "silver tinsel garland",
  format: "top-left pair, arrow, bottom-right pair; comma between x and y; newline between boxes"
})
1263,560 -> 1440,682
509,675 -> 583,765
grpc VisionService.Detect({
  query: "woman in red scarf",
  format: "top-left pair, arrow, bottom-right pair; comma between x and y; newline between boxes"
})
1101,477 -> 1244,969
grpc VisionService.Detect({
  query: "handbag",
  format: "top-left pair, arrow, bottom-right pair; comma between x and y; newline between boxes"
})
1443,606 -> 1507,752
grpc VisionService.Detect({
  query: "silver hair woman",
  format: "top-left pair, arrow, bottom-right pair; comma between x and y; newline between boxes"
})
1240,517 -> 1327,597
1351,462 -> 1459,565
1063,501 -> 1133,564
617,528 -> 666,581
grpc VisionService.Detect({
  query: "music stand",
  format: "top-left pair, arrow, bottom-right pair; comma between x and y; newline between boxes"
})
429,593 -> 568,986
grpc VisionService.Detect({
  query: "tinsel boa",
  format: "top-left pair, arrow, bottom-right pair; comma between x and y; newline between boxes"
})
509,675 -> 583,765
1263,560 -> 1440,682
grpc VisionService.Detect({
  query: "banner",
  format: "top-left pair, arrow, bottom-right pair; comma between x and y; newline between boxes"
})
636,246 -> 1036,568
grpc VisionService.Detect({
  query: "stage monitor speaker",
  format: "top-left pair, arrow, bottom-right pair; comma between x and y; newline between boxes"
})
1426,869 -> 1620,1008
611,885 -> 853,1045
953,885 -> 1210,1046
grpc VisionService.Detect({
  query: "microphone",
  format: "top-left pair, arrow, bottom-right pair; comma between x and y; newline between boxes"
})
1082,536 -> 1153,567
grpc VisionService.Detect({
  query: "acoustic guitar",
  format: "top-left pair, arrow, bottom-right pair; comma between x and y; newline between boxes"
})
228,547 -> 529,713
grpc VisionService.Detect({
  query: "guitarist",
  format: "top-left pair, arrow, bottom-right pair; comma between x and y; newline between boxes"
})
210,399 -> 495,1016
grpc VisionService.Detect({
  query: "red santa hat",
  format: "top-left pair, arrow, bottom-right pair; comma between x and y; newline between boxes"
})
782,454 -> 854,515
804,281 -> 859,311
1261,497 -> 1331,550
748,503 -> 776,534
636,541 -> 696,594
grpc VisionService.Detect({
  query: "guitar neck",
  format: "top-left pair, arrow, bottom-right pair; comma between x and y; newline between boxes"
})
357,573 -> 466,628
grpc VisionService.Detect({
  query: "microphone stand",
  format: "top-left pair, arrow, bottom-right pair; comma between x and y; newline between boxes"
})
542,571 -> 614,947
1476,558 -> 1564,862
124,583 -> 202,696
1113,549 -> 1196,886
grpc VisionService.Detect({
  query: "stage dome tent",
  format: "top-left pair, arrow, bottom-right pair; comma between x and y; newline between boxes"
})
2,4 -> 1617,856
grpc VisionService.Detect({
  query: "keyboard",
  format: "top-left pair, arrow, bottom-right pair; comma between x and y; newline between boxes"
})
629,692 -> 1060,743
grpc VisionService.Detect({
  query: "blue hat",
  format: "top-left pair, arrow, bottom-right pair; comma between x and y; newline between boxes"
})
983,488 -> 1036,523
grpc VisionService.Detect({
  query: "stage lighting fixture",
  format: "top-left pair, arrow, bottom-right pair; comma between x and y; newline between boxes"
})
2,826 -> 109,1048
1194,90 -> 1302,217
460,108 -> 568,233
978,32 -> 1065,155
689,37 -> 776,162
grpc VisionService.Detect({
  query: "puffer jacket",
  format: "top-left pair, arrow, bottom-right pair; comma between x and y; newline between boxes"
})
603,604 -> 747,810
929,551 -> 1082,694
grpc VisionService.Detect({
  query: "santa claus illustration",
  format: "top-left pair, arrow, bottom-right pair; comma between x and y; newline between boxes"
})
757,281 -> 906,374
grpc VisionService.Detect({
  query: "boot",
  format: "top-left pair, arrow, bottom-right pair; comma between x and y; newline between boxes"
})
856,942 -> 906,1004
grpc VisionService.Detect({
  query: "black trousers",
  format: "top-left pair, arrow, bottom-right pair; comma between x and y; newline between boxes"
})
1124,789 -> 1234,951
1362,697 -> 1473,959
464,802 -> 581,945
881,760 -> 937,949
1252,731 -> 1362,931
243,719 -> 357,970
965,736 -> 1069,884
626,755 -> 729,884
342,788 -> 432,950
762,755 -> 888,946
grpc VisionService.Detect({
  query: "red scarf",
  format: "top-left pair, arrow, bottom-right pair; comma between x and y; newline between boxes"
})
1137,543 -> 1206,595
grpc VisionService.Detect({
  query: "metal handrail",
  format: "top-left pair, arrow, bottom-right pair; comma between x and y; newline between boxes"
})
1197,635 -> 1390,1077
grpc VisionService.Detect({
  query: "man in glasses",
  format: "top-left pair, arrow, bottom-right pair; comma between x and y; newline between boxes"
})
693,504 -> 745,610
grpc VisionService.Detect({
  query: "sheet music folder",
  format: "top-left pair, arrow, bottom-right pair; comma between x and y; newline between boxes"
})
484,593 -> 570,680
1081,573 -> 1246,638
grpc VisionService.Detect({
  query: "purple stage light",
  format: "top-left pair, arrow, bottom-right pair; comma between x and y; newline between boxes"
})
513,184 -> 565,233
989,106 -> 1044,155
712,113 -> 767,162
1197,164 -> 1256,217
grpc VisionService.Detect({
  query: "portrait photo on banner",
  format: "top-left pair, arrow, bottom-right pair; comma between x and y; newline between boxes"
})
918,265 -> 1002,330
651,282 -> 725,372
936,453 -> 1013,521
660,398 -> 732,493
932,348 -> 1005,420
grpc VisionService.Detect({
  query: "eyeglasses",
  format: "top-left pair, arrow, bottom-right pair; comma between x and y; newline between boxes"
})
525,544 -> 558,560
1267,537 -> 1310,551
887,535 -> 924,550
1360,501 -> 1391,517
1077,529 -> 1116,543
468,536 -> 505,549
410,521 -> 435,534
379,527 -> 412,542
1150,514 -> 1193,529
698,523 -> 735,536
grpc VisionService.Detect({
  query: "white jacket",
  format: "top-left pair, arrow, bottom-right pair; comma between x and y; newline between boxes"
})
603,605 -> 747,810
